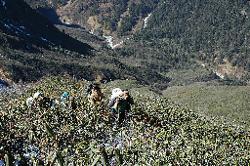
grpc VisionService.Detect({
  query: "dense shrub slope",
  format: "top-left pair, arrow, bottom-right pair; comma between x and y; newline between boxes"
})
1,76 -> 250,165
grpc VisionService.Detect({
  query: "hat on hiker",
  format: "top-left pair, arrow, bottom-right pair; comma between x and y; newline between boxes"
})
111,88 -> 123,99
33,91 -> 42,99
26,97 -> 34,108
61,92 -> 69,98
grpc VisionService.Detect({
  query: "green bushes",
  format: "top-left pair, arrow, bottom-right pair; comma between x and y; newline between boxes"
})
1,76 -> 250,165
163,84 -> 250,126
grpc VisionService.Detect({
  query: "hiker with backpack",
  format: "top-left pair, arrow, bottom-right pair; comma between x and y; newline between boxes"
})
86,83 -> 104,108
108,88 -> 134,125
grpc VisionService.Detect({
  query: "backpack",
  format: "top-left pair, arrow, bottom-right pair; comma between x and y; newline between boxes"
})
115,96 -> 128,113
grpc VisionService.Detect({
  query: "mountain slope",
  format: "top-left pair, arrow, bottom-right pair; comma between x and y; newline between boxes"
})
25,0 -> 160,36
133,0 -> 250,77
25,0 -> 250,80
0,0 -> 170,86
0,0 -> 92,82
0,0 -> 92,54
1,76 -> 250,165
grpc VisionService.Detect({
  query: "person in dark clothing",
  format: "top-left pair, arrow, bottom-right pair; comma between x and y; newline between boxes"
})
123,89 -> 134,111
108,89 -> 134,125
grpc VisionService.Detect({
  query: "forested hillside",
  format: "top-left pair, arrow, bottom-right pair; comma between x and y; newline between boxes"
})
25,0 -> 160,36
0,0 -> 169,87
23,0 -> 250,80
130,0 -> 250,77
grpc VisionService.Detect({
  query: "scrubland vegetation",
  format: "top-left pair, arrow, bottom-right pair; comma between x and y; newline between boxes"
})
1,76 -> 250,165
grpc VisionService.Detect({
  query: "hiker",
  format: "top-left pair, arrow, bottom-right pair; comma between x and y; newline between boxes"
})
26,91 -> 43,108
87,83 -> 104,108
26,97 -> 34,108
69,96 -> 77,110
34,92 -> 57,109
26,92 -> 59,110
108,88 -> 134,125
50,98 -> 60,110
60,91 -> 70,107
39,96 -> 53,109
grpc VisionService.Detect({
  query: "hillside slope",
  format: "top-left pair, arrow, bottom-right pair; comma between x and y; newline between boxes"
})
163,84 -> 250,125
0,0 -> 92,54
1,76 -> 250,165
132,0 -> 250,77
25,0 -> 250,80
0,0 -> 170,87
25,0 -> 160,36
0,0 -> 92,82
